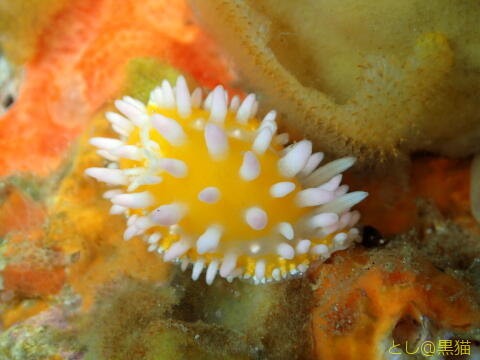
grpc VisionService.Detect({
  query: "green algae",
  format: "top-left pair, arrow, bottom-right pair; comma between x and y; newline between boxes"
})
123,58 -> 197,104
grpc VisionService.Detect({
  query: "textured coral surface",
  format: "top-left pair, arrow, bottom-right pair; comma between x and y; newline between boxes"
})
190,0 -> 480,164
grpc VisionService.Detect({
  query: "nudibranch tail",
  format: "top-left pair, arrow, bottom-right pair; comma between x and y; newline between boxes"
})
86,76 -> 367,285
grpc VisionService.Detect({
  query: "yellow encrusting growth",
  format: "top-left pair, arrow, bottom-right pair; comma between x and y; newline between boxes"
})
86,76 -> 367,284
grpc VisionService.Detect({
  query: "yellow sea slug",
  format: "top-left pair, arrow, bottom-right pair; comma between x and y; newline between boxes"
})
85,76 -> 367,284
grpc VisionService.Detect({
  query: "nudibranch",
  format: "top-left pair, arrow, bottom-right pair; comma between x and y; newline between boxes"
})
85,76 -> 367,284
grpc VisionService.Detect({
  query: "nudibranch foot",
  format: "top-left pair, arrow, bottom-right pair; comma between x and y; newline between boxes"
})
86,76 -> 367,285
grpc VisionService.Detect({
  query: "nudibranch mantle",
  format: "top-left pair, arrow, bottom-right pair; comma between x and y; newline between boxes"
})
86,76 -> 367,285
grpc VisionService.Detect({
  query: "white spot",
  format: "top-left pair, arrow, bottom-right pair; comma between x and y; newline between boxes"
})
239,151 -> 260,181
272,268 -> 281,281
85,168 -> 127,185
245,207 -> 268,230
334,232 -> 348,246
277,243 -> 295,259
278,140 -> 312,178
112,192 -> 154,209
209,86 -> 227,123
158,158 -> 188,178
151,114 -> 186,146
197,225 -> 222,254
269,182 -> 296,198
250,243 -> 261,254
296,239 -> 311,254
175,76 -> 192,118
150,203 -> 185,226
204,123 -> 228,159
278,222 -> 294,240
296,188 -> 335,207
198,187 -> 220,203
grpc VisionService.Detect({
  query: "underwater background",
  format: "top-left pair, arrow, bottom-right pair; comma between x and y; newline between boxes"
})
0,0 -> 479,359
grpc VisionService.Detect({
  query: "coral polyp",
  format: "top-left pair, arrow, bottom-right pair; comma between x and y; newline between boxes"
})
86,76 -> 367,284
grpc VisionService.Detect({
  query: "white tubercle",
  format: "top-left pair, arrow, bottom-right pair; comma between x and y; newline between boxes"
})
105,112 -> 134,133
236,94 -> 256,124
158,158 -> 188,178
335,185 -> 349,197
299,152 -> 324,177
149,87 -> 164,107
122,96 -> 146,111
334,232 -> 348,246
318,174 -> 342,191
164,239 -> 190,262
309,213 -> 339,228
255,260 -> 266,279
206,260 -> 219,285
203,91 -> 213,111
303,157 -> 356,188
175,76 -> 192,118
114,99 -> 147,126
103,189 -> 123,199
220,253 -> 237,278
278,140 -> 312,178
192,259 -> 205,281
252,128 -> 273,155
151,114 -> 186,146
89,137 -> 124,150
259,111 -> 277,134
229,95 -> 240,112
111,192 -> 154,209
348,210 -> 361,227
191,87 -> 203,108
161,80 -> 175,109
197,225 -> 222,254
245,207 -> 268,230
96,150 -> 118,161
110,145 -> 143,161
296,188 -> 335,207
277,243 -> 295,259
275,133 -> 289,145
85,168 -> 127,185
110,204 -> 127,215
312,244 -> 329,256
148,232 -> 162,244
316,192 -> 368,214
150,203 -> 185,226
278,222 -> 294,240
198,187 -> 220,203
209,86 -> 227,123
204,123 -> 229,159
269,182 -> 296,198
296,240 -> 311,254
239,151 -> 260,181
